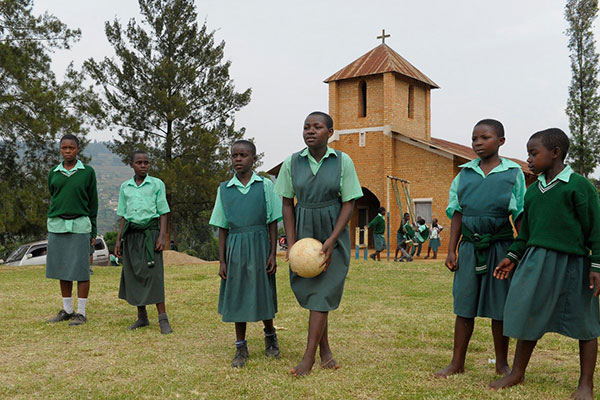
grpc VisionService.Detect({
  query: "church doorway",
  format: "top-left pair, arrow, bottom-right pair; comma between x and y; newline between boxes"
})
352,187 -> 381,248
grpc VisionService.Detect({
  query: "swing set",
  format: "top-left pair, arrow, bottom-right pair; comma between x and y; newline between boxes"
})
353,175 -> 417,260
386,175 -> 416,260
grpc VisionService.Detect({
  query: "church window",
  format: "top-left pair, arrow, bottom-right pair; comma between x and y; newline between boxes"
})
408,85 -> 415,119
413,198 -> 432,224
359,130 -> 366,147
359,80 -> 367,117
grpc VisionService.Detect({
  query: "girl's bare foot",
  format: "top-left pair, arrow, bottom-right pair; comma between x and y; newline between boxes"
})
571,379 -> 594,400
291,356 -> 315,377
434,363 -> 464,378
321,357 -> 340,369
495,363 -> 511,376
489,372 -> 524,390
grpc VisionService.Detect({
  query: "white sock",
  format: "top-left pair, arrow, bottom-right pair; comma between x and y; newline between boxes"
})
62,297 -> 73,314
77,298 -> 87,317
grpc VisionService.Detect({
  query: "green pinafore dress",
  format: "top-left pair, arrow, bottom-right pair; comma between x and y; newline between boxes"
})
118,219 -> 165,306
290,150 -> 350,312
504,249 -> 600,340
218,180 -> 277,323
453,167 -> 518,320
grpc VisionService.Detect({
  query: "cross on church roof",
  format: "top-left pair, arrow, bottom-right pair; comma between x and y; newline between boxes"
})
377,29 -> 390,44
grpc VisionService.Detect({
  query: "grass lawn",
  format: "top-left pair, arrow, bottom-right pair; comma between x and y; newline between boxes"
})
0,258 -> 591,399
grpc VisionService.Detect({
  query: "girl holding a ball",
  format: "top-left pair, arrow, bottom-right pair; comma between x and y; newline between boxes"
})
275,111 -> 363,376
209,139 -> 282,368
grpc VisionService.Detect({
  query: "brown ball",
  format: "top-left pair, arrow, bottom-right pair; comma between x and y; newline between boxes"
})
289,238 -> 326,278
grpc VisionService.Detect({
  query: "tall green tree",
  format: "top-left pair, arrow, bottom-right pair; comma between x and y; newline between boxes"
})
84,0 -> 251,257
0,0 -> 97,249
565,0 -> 600,177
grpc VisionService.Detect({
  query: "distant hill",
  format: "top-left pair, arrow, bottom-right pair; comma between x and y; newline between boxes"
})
82,141 -> 131,236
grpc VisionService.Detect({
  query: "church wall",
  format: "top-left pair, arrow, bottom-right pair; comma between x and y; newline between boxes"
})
333,76 -> 384,130
389,138 -> 456,256
390,75 -> 430,141
329,131 -> 458,256
329,131 -> 386,247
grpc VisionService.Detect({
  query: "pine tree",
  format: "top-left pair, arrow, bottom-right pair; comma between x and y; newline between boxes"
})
565,0 -> 600,177
0,0 -> 98,248
84,0 -> 251,256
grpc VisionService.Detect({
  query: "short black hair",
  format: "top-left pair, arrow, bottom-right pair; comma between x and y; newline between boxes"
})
231,139 -> 257,156
529,128 -> 570,161
378,207 -> 386,214
132,149 -> 149,161
60,134 -> 79,147
418,217 -> 426,225
307,111 -> 334,130
403,212 -> 410,217
475,119 -> 505,138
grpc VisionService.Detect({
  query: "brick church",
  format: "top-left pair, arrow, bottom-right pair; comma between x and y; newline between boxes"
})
269,36 -> 534,255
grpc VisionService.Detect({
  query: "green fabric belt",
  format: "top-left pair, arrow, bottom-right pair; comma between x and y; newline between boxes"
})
122,218 -> 160,268
461,223 -> 514,275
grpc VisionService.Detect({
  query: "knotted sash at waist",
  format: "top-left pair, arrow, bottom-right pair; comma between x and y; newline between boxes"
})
296,198 -> 340,209
229,225 -> 268,234
123,218 -> 159,268
460,223 -> 514,275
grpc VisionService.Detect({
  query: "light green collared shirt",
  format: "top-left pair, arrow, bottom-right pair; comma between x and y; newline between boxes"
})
446,157 -> 526,220
47,160 -> 92,234
117,175 -> 170,225
538,165 -> 573,187
274,147 -> 363,202
209,173 -> 282,229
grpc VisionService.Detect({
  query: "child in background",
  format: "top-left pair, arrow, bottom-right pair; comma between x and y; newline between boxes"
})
367,207 -> 386,261
46,134 -> 98,326
114,150 -> 172,334
210,140 -> 281,368
435,119 -> 525,378
394,212 -> 413,262
425,218 -> 443,259
491,129 -> 600,399
276,111 -> 362,376
411,217 -> 429,258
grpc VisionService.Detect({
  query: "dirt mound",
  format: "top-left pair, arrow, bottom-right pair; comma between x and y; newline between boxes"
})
162,250 -> 208,266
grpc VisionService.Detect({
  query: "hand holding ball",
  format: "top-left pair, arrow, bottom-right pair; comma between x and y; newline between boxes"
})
289,238 -> 327,278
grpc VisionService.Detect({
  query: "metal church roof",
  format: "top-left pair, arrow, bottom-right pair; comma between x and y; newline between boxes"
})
324,44 -> 439,88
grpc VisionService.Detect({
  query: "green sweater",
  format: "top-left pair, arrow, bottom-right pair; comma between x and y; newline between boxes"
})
506,173 -> 600,272
47,165 -> 98,236
368,214 -> 386,235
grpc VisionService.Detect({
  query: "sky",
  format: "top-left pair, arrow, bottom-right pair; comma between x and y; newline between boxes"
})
33,0 -> 596,171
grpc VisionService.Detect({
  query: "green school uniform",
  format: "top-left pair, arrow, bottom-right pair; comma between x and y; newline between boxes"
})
368,214 -> 386,251
447,158 -> 525,320
46,160 -> 98,282
503,167 -> 600,340
209,173 -> 282,322
116,175 -> 170,306
275,147 -> 363,312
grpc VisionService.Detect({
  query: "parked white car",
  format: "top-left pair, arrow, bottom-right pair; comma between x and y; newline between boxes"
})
1,236 -> 110,267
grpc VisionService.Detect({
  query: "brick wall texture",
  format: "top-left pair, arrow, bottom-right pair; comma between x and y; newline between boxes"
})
328,72 -> 458,255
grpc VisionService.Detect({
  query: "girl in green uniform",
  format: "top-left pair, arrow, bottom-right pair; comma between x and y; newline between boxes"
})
210,140 -> 282,368
435,119 -> 525,378
367,207 -> 386,261
491,128 -> 600,399
114,150 -> 172,334
46,134 -> 98,326
275,111 -> 363,376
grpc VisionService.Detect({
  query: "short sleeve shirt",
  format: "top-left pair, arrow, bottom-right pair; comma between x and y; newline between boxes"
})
116,175 -> 170,225
209,173 -> 283,229
446,157 -> 526,221
274,147 -> 363,202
